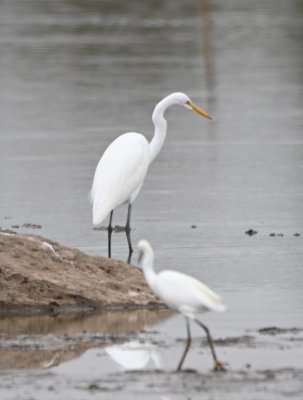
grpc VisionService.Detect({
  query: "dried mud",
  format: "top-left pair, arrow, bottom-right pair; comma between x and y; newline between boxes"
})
0,229 -> 163,315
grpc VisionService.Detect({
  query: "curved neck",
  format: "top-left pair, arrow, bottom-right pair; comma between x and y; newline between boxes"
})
142,252 -> 157,291
149,96 -> 176,164
149,116 -> 167,164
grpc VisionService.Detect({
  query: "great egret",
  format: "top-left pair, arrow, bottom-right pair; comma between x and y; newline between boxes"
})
138,239 -> 226,372
90,93 -> 211,261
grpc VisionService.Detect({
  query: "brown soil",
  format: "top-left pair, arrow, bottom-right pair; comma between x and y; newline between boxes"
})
0,229 -> 163,315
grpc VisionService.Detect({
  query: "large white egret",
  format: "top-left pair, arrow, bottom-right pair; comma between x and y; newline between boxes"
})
90,93 -> 211,261
138,239 -> 226,372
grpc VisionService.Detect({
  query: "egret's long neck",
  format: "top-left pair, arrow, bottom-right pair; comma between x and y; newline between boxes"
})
141,251 -> 157,292
149,97 -> 172,164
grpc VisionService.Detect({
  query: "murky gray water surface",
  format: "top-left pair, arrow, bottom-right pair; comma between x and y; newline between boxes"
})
0,0 -> 303,398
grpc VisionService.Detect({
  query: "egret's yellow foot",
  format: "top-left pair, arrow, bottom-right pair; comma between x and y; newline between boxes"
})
213,360 -> 226,372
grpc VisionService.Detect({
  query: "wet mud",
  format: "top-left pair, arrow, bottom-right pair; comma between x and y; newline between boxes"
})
0,312 -> 302,400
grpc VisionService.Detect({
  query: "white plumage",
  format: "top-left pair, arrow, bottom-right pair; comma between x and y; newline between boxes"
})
154,270 -> 226,318
90,93 -> 211,259
91,133 -> 149,226
138,239 -> 226,371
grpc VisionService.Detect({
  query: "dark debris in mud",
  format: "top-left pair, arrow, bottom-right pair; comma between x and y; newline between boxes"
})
87,382 -> 124,392
245,229 -> 258,236
215,335 -> 255,346
243,229 -> 301,238
9,223 -> 42,230
22,223 -> 42,229
175,334 -> 255,348
258,327 -> 303,336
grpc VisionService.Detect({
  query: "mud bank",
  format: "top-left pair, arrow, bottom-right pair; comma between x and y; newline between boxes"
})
0,230 -> 163,315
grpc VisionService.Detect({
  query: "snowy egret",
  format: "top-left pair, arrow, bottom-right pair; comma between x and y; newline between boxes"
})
90,92 -> 211,261
137,239 -> 226,372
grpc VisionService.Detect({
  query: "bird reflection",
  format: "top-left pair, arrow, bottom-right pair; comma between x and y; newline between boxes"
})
105,340 -> 163,371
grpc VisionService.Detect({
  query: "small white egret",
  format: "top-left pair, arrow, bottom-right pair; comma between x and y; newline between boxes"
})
137,239 -> 226,372
90,92 -> 211,261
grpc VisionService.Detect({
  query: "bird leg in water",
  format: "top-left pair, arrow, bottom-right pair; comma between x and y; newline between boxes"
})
125,204 -> 133,263
177,318 -> 192,371
194,319 -> 226,372
107,210 -> 113,258
106,205 -> 133,262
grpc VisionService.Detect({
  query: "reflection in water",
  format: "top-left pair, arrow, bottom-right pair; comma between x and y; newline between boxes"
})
0,309 -> 172,370
0,309 -> 172,336
106,340 -> 163,371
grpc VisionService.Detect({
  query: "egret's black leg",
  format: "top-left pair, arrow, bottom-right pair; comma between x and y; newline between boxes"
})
125,204 -> 133,263
107,210 -> 113,258
177,318 -> 192,371
194,319 -> 225,371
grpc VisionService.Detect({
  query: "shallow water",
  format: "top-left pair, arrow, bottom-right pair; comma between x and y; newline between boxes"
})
0,311 -> 303,399
0,0 -> 303,398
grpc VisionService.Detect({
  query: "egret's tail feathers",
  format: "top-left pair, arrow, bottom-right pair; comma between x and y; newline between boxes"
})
92,200 -> 112,226
194,280 -> 227,313
207,294 -> 227,313
92,206 -> 109,226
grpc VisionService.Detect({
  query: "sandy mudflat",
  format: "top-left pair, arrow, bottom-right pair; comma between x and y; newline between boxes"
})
0,229 -> 163,315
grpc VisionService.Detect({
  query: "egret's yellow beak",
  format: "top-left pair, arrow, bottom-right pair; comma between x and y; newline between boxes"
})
187,101 -> 212,120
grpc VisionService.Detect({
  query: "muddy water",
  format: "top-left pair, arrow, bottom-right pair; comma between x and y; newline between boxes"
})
0,0 -> 303,398
0,311 -> 303,399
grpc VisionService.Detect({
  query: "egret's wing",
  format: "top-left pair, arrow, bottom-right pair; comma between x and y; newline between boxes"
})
155,270 -> 226,314
91,132 -> 149,225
